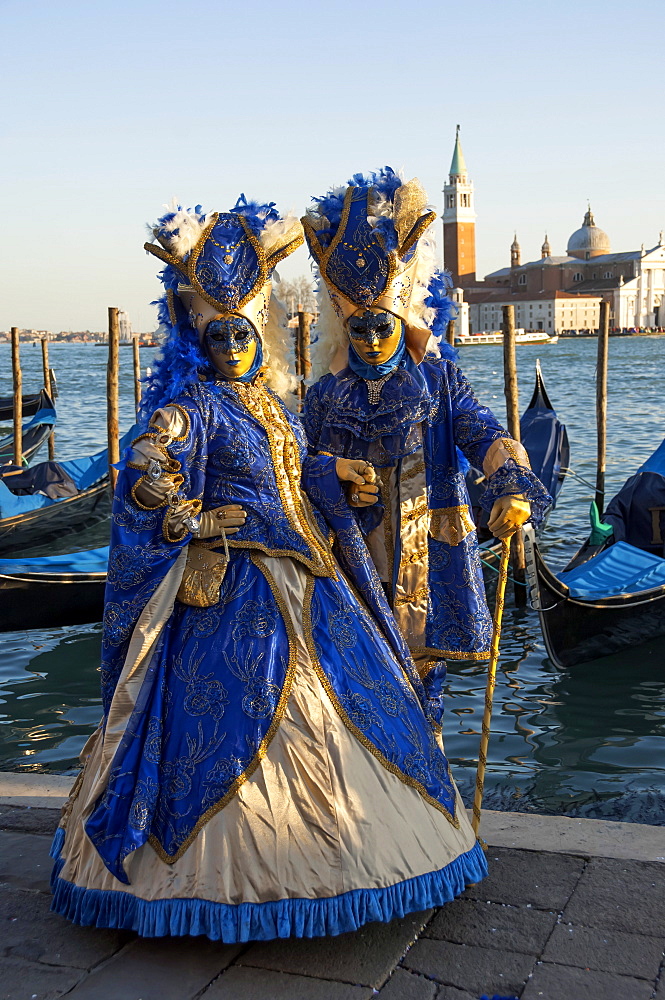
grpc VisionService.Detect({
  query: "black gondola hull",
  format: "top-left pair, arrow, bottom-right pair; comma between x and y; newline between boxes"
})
0,571 -> 106,631
524,531 -> 665,668
0,482 -> 111,556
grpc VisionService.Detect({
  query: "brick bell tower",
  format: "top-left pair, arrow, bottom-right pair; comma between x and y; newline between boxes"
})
442,125 -> 477,286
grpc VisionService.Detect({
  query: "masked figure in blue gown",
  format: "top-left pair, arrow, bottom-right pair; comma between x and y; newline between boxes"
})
50,197 -> 488,943
302,170 -> 552,723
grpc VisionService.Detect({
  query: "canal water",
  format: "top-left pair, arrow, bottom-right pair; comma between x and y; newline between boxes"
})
0,337 -> 663,825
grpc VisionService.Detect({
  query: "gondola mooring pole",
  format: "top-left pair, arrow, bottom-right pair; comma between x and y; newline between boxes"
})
446,318 -> 456,347
40,337 -> 55,460
595,300 -> 610,514
11,327 -> 22,467
297,308 -> 312,407
132,334 -> 142,416
502,304 -> 526,605
107,308 -> 120,490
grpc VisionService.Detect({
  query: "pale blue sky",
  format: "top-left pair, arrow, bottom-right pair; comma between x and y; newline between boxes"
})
2,0 -> 664,331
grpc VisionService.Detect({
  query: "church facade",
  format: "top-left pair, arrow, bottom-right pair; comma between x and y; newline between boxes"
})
442,133 -> 665,332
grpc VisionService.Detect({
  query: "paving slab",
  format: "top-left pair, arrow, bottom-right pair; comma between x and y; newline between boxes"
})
0,832 -> 53,893
0,885 -> 127,969
0,773 -> 72,810
521,961 -> 655,1000
377,967 -> 438,998
200,966 -> 373,999
424,897 -> 556,955
655,969 -> 665,997
563,856 -> 665,934
463,847 -> 584,911
0,956 -> 84,1000
543,922 -> 665,980
64,936 -> 243,1000
0,806 -> 60,837
479,809 -> 665,862
239,911 -> 432,989
403,937 -> 534,996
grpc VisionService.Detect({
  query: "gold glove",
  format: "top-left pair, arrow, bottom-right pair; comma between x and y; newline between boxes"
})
487,495 -> 531,539
336,458 -> 379,507
195,505 -> 247,538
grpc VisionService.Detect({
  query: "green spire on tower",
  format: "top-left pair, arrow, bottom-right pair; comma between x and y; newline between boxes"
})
449,124 -> 467,178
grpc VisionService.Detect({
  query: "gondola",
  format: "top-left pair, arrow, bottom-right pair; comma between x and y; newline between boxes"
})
0,546 -> 108,631
0,384 -> 55,422
0,390 -> 57,464
467,360 -> 568,537
525,436 -> 665,668
0,426 -> 137,555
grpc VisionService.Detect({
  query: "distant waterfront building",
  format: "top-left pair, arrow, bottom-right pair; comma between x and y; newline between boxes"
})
118,310 -> 133,343
444,131 -> 665,331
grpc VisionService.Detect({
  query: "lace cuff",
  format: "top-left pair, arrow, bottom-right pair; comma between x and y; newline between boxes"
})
479,460 -> 552,527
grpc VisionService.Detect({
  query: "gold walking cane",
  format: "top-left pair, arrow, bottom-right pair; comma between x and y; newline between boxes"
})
472,534 -> 512,839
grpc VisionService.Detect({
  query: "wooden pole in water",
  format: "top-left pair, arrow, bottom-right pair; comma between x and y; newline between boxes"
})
40,337 -> 56,460
107,308 -> 120,490
446,318 -> 456,347
595,300 -> 610,513
11,328 -> 22,466
132,335 -> 142,416
297,309 -> 312,407
472,536 -> 511,839
502,304 -> 526,605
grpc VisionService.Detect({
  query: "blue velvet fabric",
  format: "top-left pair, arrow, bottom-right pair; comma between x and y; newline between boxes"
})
50,838 -> 487,941
304,356 -> 552,659
83,376 -> 462,885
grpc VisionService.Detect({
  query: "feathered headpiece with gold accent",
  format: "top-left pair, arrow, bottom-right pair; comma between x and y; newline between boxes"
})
302,168 -> 455,379
145,197 -> 303,339
139,198 -> 303,418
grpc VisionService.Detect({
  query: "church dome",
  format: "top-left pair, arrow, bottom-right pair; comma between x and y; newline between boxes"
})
567,208 -> 611,259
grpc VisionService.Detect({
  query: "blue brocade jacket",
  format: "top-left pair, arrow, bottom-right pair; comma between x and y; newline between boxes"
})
304,356 -> 551,667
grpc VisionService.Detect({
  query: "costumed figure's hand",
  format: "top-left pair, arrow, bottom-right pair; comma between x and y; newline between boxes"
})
196,504 -> 247,538
336,459 -> 379,507
488,495 -> 531,540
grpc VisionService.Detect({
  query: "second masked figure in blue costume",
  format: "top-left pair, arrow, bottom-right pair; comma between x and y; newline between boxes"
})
51,197 -> 487,943
302,170 -> 551,722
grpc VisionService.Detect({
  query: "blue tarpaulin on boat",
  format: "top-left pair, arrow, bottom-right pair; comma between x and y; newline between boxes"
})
558,541 -> 665,598
0,426 -> 138,519
0,546 -> 109,576
603,435 -> 665,555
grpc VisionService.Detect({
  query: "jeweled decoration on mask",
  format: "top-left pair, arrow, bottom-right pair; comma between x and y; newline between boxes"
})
204,316 -> 258,380
348,310 -> 396,347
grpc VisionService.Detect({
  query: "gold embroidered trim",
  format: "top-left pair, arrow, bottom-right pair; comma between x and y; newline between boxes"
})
302,580 -> 458,828
266,230 -> 304,269
401,546 -> 429,567
403,501 -> 429,524
149,404 -> 191,444
410,644 -> 492,662
399,210 -> 437,258
317,450 -> 335,458
148,551 -> 299,864
394,584 -> 429,607
429,505 -> 476,547
230,381 -> 336,579
400,460 -> 426,483
161,498 -> 203,543
197,537 -> 337,578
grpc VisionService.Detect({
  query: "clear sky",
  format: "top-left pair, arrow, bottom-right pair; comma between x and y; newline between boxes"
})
2,0 -> 664,332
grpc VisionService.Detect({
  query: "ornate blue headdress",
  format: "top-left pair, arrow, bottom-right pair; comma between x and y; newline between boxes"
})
139,198 -> 302,419
145,197 -> 303,339
303,168 -> 457,377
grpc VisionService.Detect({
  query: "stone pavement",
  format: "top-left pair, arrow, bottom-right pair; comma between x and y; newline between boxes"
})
0,803 -> 663,1000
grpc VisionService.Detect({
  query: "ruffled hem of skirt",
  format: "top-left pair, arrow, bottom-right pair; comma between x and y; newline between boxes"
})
50,834 -> 487,943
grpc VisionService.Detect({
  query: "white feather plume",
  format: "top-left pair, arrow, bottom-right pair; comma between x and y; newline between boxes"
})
149,199 -> 207,259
